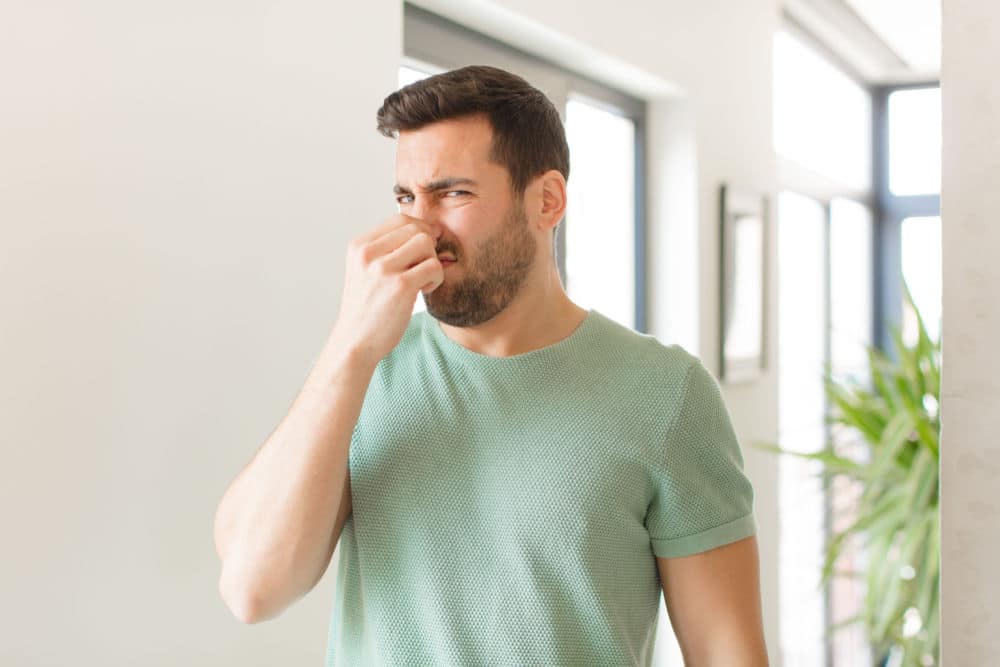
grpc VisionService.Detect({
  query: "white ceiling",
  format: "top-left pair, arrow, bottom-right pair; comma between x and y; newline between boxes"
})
844,0 -> 941,73
784,0 -> 940,83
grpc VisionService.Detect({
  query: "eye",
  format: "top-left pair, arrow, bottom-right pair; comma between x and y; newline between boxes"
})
445,190 -> 470,197
396,194 -> 413,204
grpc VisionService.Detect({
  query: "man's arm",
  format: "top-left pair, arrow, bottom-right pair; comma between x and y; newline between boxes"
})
214,214 -> 445,624
213,337 -> 374,624
656,535 -> 769,666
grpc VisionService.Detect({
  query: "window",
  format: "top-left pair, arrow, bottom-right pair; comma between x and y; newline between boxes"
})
774,25 -> 875,667
777,192 -> 828,667
564,95 -> 637,327
830,198 -> 874,382
873,84 -> 941,353
399,4 -> 647,332
776,21 -> 941,666
888,87 -> 941,196
900,215 -> 941,345
828,197 -> 874,667
774,30 -> 872,191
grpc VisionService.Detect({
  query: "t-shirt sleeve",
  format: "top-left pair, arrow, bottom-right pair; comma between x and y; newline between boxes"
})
645,356 -> 757,558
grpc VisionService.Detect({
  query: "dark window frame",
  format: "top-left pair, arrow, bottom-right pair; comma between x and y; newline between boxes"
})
871,81 -> 941,358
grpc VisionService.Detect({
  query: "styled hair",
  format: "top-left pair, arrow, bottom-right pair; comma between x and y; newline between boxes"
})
376,65 -> 570,198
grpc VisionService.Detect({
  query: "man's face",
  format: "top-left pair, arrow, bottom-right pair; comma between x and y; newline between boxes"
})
394,114 -> 538,327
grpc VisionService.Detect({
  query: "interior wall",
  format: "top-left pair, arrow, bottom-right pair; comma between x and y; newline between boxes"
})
0,1 -> 781,664
941,0 -> 1000,662
0,2 -> 401,665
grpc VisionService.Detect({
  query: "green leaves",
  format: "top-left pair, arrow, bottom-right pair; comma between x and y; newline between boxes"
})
751,278 -> 940,665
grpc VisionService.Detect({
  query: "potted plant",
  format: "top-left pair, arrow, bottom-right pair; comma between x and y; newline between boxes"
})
753,281 -> 940,666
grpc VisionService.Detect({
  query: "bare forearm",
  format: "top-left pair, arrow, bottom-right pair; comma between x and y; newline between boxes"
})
214,334 -> 376,621
702,641 -> 769,667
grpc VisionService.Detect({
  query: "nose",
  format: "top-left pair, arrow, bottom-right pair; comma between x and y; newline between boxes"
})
426,219 -> 443,239
407,196 -> 429,218
411,203 -> 444,240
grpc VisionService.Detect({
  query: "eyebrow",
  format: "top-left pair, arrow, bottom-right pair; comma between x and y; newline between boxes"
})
393,177 -> 479,196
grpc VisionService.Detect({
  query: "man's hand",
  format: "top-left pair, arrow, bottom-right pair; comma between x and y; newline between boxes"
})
331,214 -> 445,368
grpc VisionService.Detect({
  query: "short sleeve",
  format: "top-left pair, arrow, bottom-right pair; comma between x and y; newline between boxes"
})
646,357 -> 757,558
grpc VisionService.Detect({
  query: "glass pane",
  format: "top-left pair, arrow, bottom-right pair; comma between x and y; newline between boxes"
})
773,31 -> 872,191
889,88 -> 941,196
830,198 -> 874,383
901,216 -> 942,346
828,197 -> 874,667
777,191 -> 828,666
564,95 -> 636,329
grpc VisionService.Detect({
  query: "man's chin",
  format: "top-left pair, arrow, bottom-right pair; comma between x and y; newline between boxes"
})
424,301 -> 465,327
424,296 -> 492,328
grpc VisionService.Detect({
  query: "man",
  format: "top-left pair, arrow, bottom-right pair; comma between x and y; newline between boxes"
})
214,65 -> 768,666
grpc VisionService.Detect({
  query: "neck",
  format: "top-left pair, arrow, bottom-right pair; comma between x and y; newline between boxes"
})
436,261 -> 588,358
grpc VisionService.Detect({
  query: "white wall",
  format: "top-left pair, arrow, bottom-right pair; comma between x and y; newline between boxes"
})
941,0 -> 1000,662
0,1 -> 781,664
1,2 -> 400,665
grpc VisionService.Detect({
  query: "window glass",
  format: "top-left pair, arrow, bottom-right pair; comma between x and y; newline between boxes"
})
564,94 -> 636,329
830,198 -> 874,382
773,31 -> 872,191
889,87 -> 941,196
829,197 -> 875,667
901,216 -> 942,345
777,191 -> 828,667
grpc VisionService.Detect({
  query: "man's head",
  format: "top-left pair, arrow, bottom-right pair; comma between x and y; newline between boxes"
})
376,65 -> 570,327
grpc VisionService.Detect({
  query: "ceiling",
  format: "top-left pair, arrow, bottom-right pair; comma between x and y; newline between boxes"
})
845,0 -> 940,72
784,0 -> 941,84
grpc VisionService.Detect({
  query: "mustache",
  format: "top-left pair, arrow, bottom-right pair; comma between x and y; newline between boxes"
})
436,244 -> 458,256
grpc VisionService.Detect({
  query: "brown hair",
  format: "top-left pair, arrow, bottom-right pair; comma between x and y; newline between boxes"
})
376,65 -> 570,198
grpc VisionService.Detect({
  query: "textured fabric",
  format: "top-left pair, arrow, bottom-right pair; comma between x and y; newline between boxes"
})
325,308 -> 756,666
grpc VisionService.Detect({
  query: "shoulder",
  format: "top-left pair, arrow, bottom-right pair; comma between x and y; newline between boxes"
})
586,310 -> 702,388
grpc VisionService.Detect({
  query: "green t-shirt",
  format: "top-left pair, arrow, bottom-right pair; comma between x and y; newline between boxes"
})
326,308 -> 756,666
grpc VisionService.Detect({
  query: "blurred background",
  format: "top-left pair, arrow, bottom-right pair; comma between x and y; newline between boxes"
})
1,0 -> 995,665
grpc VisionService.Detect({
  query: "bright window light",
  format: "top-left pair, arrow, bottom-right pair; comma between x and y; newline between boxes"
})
777,191 -> 828,667
830,197 -> 874,383
564,95 -> 636,330
773,31 -> 872,191
889,87 -> 941,196
901,216 -> 941,345
828,197 -> 875,666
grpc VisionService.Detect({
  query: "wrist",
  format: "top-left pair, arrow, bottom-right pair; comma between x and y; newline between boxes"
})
310,335 -> 379,387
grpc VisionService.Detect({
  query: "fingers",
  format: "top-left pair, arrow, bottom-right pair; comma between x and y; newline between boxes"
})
354,213 -> 430,247
380,229 -> 438,273
364,222 -> 426,261
405,254 -> 445,295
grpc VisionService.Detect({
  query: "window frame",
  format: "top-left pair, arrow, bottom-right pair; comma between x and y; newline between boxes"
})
776,15 -> 942,666
872,81 -> 941,357
775,16 -> 880,667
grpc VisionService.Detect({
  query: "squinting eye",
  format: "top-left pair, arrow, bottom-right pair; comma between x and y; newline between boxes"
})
396,195 -> 413,204
446,190 -> 470,197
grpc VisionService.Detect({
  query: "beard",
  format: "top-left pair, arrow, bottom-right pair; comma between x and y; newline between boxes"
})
422,198 -> 537,327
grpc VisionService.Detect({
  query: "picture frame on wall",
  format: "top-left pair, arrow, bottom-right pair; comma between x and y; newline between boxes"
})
719,184 -> 768,384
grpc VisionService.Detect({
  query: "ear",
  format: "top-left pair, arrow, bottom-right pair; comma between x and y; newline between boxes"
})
528,169 -> 567,234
